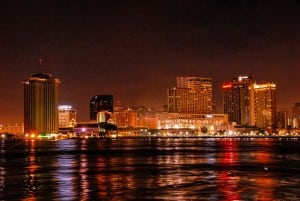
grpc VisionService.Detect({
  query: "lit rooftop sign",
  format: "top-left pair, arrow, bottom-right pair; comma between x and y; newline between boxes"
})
253,83 -> 276,89
238,76 -> 249,81
58,105 -> 73,110
222,83 -> 232,89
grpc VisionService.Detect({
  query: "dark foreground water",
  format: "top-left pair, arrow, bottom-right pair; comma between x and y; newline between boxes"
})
0,138 -> 299,200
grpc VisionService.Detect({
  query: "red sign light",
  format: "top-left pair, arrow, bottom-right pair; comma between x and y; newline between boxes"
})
222,83 -> 232,89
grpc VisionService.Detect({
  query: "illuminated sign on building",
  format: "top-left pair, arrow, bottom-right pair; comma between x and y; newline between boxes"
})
252,83 -> 276,89
222,83 -> 232,89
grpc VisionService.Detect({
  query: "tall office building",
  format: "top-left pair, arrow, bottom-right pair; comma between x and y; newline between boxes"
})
168,76 -> 213,113
291,102 -> 300,128
222,75 -> 254,126
24,73 -> 60,134
276,111 -> 288,129
249,83 -> 276,129
90,95 -> 113,120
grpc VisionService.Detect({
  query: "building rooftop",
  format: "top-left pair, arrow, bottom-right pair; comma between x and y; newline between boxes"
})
31,73 -> 51,79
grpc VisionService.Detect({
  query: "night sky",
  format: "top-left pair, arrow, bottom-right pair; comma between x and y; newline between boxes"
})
0,0 -> 299,123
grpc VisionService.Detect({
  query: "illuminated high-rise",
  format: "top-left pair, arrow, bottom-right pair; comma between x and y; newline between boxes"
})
249,82 -> 276,129
58,105 -> 77,129
291,102 -> 300,128
276,111 -> 288,129
24,73 -> 60,134
90,95 -> 113,120
222,75 -> 254,126
168,76 -> 213,113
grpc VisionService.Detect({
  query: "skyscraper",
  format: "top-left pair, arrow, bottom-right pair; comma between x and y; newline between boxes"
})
90,95 -> 113,120
249,82 -> 276,129
222,75 -> 254,126
168,76 -> 213,114
24,73 -> 60,134
291,102 -> 300,128
276,111 -> 288,129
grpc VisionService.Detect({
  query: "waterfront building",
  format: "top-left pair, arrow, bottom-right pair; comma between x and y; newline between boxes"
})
222,75 -> 254,126
73,121 -> 99,138
291,102 -> 300,128
58,105 -> 77,132
137,115 -> 158,129
249,83 -> 276,129
168,76 -> 213,114
131,106 -> 159,129
0,123 -> 24,134
117,127 -> 149,137
112,108 -> 137,128
90,95 -> 113,120
158,113 -> 229,134
23,73 -> 60,134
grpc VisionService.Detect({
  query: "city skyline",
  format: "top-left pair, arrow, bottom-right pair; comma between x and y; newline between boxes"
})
0,1 -> 299,123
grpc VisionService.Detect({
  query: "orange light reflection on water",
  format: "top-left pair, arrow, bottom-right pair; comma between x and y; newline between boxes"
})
23,140 -> 38,201
217,140 -> 240,200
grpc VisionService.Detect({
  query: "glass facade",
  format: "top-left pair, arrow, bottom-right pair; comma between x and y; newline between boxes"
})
222,76 -> 254,126
90,95 -> 113,120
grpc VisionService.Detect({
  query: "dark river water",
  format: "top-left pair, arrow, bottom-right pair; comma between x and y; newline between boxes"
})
0,137 -> 299,200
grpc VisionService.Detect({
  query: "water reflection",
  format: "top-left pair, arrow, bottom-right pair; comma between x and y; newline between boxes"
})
0,140 -> 6,200
55,140 -> 78,201
0,138 -> 298,200
79,140 -> 89,200
217,140 -> 240,200
23,140 -> 38,200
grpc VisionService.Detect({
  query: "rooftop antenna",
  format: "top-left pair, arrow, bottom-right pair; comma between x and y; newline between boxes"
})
36,57 -> 51,77
39,57 -> 43,72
